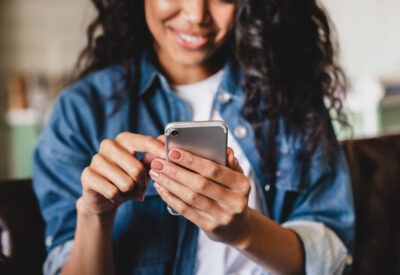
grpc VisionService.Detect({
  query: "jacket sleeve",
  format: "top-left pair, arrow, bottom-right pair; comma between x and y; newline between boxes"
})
42,240 -> 74,275
270,122 -> 355,274
283,219 -> 349,274
32,89 -> 95,253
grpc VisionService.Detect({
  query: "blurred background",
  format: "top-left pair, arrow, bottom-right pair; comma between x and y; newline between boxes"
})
0,0 -> 399,180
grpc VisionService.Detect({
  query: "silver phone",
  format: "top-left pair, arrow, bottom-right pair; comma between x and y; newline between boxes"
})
164,120 -> 228,215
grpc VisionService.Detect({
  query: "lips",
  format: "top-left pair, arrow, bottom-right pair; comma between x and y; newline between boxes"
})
171,28 -> 212,50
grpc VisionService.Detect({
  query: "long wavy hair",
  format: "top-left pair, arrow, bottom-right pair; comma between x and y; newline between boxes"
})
75,0 -> 347,183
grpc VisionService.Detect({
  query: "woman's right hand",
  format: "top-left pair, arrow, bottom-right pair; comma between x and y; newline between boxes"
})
78,132 -> 165,216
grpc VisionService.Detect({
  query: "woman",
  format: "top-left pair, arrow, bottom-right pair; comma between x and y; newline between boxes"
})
33,0 -> 354,274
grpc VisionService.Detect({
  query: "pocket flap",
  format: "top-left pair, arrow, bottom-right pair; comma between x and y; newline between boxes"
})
275,152 -> 308,193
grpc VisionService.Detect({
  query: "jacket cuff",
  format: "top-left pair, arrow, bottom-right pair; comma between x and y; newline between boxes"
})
283,220 -> 350,275
43,239 -> 74,275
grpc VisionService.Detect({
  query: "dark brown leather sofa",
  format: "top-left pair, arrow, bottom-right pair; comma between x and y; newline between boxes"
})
0,179 -> 46,275
341,134 -> 400,275
0,134 -> 399,275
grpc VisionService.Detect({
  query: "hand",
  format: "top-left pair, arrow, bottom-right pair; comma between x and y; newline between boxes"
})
79,133 -> 165,216
149,147 -> 251,246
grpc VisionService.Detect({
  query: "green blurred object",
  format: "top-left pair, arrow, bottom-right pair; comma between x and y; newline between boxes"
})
332,109 -> 366,140
380,95 -> 400,134
0,122 -> 9,179
9,124 -> 40,178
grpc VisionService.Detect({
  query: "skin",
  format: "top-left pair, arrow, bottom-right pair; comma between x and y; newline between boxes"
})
145,0 -> 235,85
150,148 -> 305,275
61,1 -> 305,274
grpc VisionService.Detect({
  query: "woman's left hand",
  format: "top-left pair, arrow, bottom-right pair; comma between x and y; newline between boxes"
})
149,147 -> 252,247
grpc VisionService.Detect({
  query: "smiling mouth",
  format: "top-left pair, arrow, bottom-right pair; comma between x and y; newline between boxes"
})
171,29 -> 212,50
177,32 -> 206,43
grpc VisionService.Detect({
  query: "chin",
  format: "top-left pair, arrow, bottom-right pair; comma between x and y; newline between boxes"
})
173,55 -> 209,67
172,49 -> 217,67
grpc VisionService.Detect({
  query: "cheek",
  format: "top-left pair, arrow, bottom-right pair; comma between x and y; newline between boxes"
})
149,0 -> 178,16
211,4 -> 235,41
145,0 -> 179,38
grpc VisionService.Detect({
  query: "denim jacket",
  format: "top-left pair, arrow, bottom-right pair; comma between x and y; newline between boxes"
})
32,52 -> 355,275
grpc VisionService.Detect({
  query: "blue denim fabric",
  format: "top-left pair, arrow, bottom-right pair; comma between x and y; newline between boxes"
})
32,52 -> 355,275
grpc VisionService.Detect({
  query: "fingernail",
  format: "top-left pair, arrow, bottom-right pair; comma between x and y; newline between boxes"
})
149,169 -> 160,179
151,160 -> 164,171
154,182 -> 161,190
169,150 -> 181,160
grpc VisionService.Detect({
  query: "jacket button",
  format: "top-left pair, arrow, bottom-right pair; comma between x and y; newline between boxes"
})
218,92 -> 231,103
264,184 -> 271,192
234,125 -> 247,139
45,236 -> 53,247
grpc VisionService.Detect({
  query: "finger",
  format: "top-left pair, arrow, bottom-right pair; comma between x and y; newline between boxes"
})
156,134 -> 166,143
143,152 -> 160,167
227,148 -> 244,174
81,167 -> 123,203
227,147 -> 234,158
144,134 -> 166,164
91,154 -> 140,197
149,169 -> 226,217
142,134 -> 166,166
153,180 -> 211,227
99,141 -> 148,195
150,158 -> 238,203
115,132 -> 165,159
167,148 -> 243,189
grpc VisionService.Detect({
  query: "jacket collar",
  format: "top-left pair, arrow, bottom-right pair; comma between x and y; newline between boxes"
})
137,51 -> 159,97
136,50 -> 244,99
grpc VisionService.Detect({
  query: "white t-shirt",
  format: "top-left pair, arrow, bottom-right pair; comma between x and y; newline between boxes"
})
174,70 -> 267,275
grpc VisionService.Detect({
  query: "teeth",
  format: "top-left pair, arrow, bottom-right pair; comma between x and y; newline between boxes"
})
178,32 -> 205,43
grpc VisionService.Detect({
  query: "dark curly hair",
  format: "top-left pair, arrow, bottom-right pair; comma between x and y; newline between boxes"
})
75,0 -> 347,183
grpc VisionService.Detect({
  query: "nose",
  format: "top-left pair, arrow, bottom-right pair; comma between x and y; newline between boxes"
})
182,0 -> 211,25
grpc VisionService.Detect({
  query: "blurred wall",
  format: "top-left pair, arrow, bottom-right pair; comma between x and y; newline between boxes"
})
0,0 -> 399,178
322,0 -> 400,79
0,0 -> 94,119
0,0 -> 94,179
0,0 -> 399,85
0,0 -> 93,76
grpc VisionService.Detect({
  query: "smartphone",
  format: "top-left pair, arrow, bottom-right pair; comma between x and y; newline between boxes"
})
164,120 -> 228,215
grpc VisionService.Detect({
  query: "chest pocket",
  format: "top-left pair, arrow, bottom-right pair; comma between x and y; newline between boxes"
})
274,150 -> 309,193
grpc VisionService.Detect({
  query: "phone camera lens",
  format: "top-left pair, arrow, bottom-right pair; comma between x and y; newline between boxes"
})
171,129 -> 179,136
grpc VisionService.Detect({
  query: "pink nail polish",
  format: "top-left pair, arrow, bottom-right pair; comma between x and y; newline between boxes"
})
151,160 -> 164,171
169,150 -> 181,160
